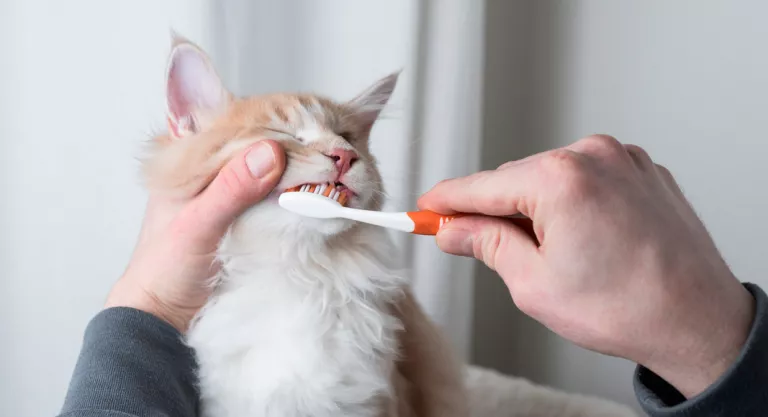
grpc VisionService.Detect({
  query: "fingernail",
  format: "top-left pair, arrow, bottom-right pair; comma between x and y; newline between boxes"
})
437,228 -> 474,257
245,142 -> 276,178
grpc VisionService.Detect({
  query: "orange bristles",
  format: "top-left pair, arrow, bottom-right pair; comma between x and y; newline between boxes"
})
283,183 -> 350,207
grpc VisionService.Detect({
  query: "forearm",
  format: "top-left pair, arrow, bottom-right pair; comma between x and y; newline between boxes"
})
635,283 -> 768,417
59,307 -> 199,417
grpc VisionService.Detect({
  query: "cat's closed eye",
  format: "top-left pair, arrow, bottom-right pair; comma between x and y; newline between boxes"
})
338,131 -> 354,142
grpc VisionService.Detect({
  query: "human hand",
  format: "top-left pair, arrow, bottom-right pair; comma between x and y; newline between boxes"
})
418,135 -> 754,398
105,141 -> 286,332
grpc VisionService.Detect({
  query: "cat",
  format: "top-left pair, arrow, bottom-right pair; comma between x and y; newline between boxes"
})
142,36 -> 467,417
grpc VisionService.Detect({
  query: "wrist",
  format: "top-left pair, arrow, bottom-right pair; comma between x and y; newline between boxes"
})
639,283 -> 755,398
105,279 -> 192,333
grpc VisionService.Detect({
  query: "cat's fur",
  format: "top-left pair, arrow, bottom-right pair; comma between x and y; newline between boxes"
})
142,37 -> 467,417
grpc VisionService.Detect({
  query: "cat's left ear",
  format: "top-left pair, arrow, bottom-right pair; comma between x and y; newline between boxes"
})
347,71 -> 400,132
165,35 -> 232,139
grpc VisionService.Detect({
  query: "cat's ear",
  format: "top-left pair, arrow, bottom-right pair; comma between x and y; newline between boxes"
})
347,71 -> 400,131
165,35 -> 231,139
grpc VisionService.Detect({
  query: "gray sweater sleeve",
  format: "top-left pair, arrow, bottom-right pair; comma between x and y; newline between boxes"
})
634,283 -> 768,417
59,307 -> 199,417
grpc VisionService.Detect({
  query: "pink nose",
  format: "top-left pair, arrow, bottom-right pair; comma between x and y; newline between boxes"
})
326,148 -> 359,176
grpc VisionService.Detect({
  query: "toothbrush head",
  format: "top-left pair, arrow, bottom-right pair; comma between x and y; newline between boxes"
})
279,183 -> 349,219
284,183 -> 350,206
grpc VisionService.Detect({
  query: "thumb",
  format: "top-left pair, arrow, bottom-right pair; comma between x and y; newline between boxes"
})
436,215 -> 538,274
180,140 -> 286,246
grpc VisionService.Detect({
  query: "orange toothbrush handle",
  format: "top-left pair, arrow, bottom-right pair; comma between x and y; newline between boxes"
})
406,211 -> 465,235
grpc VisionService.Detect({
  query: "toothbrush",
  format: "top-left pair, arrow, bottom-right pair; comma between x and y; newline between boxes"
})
278,183 -> 464,235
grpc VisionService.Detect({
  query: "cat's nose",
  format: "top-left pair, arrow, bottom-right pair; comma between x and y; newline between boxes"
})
325,148 -> 359,177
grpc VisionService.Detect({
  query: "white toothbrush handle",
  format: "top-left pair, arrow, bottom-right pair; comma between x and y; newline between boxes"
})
339,207 -> 415,233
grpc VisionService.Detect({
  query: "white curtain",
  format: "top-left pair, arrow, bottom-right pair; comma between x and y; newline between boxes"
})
0,1 -> 483,415
405,0 -> 485,359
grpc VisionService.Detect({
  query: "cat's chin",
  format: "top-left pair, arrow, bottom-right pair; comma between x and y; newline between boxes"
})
298,216 -> 356,237
232,202 -> 360,245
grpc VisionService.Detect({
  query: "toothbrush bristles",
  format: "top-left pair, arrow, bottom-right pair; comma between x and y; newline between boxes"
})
283,182 -> 350,207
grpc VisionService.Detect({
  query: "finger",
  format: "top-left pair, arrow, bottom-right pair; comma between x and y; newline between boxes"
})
177,140 -> 286,245
497,150 -> 547,170
417,169 -> 527,216
497,135 -> 626,174
418,150 -> 576,217
436,215 -> 539,283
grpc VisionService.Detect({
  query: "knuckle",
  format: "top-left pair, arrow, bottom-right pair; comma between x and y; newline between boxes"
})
541,149 -> 582,173
624,143 -> 647,156
625,144 -> 652,162
539,150 -> 593,196
576,134 -> 626,164
654,163 -> 679,188
655,163 -> 671,177
581,134 -> 622,151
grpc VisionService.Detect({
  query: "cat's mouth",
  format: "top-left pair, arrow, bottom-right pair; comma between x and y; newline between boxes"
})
283,182 -> 357,207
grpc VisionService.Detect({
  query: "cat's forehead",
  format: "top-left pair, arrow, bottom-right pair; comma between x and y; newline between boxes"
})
227,94 -> 347,130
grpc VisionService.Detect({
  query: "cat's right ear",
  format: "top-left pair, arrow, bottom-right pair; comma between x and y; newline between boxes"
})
165,36 -> 231,139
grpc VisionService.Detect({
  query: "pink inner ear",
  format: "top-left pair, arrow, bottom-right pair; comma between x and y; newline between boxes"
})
166,45 -> 225,136
167,68 -> 190,123
168,116 -> 188,138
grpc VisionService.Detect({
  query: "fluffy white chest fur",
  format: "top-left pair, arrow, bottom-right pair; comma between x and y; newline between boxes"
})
188,226 -> 409,417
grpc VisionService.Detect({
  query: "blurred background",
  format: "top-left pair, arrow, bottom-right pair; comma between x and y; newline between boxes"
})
2,1 -> 767,416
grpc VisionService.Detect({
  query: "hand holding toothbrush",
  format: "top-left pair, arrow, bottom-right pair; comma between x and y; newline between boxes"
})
419,135 -> 753,400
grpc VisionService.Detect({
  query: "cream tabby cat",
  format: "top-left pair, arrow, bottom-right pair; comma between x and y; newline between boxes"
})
142,37 -> 467,417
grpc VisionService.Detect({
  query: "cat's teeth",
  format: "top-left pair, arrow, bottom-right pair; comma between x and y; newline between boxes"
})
287,183 -> 349,206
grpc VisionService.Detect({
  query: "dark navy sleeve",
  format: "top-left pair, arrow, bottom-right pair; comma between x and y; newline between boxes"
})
58,307 -> 199,417
634,283 -> 768,417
